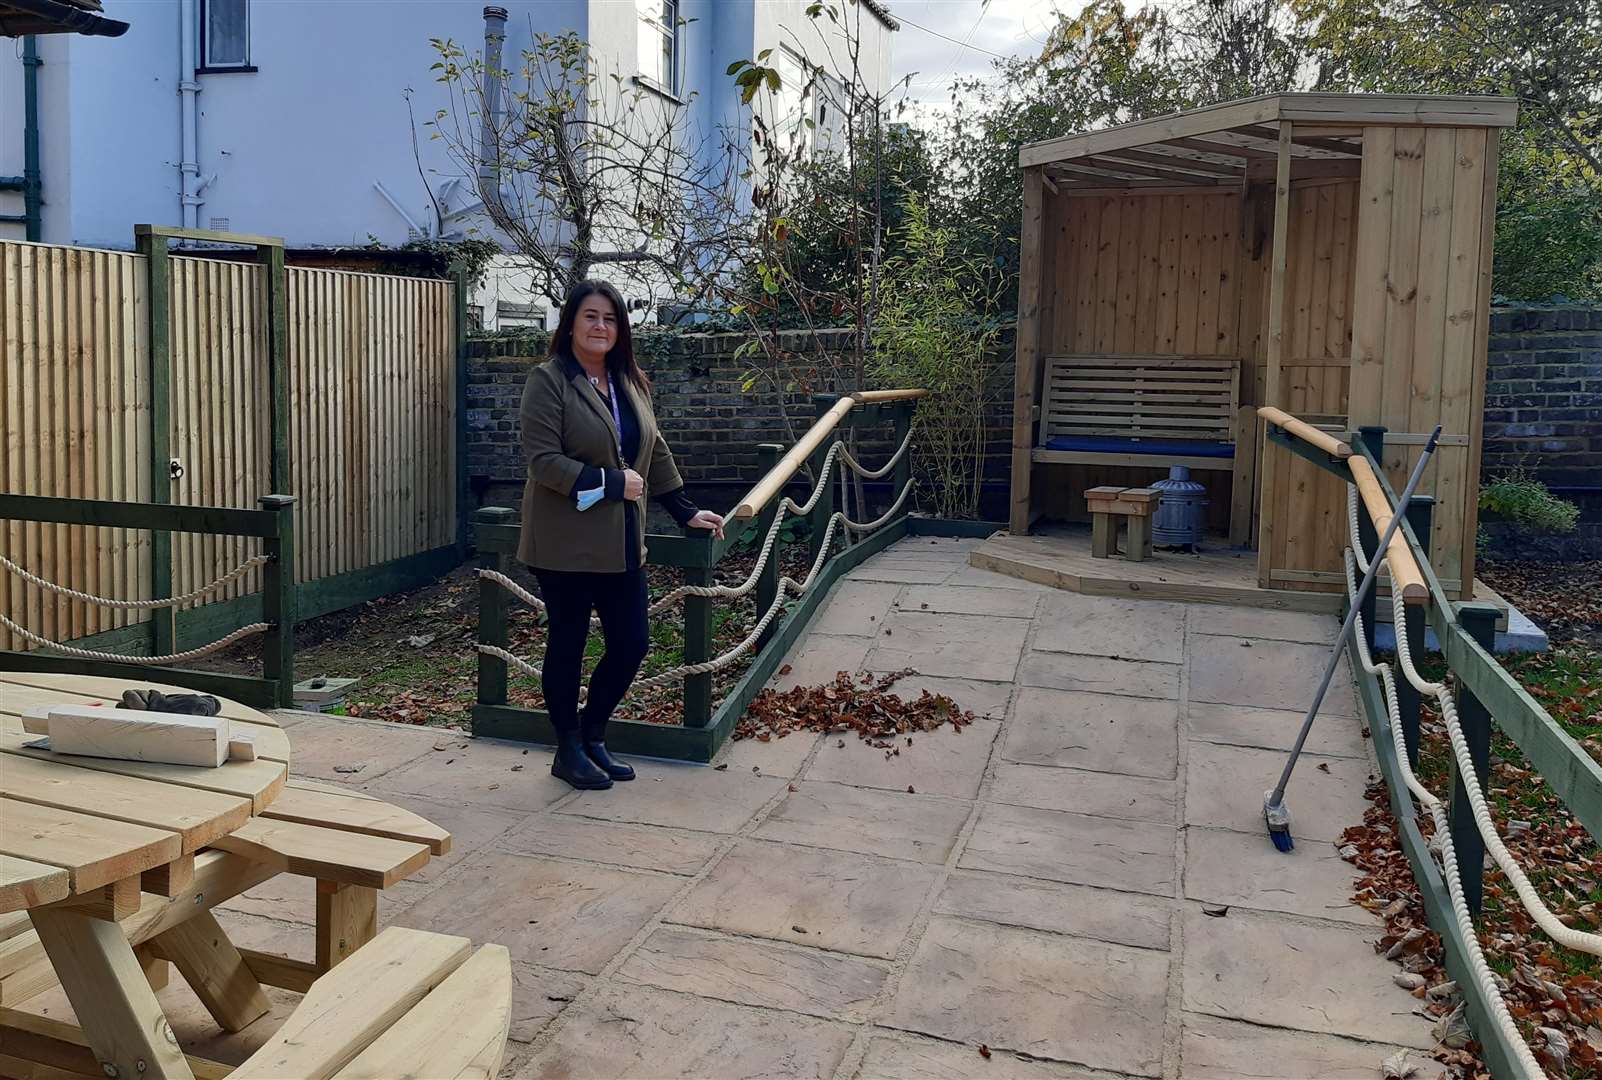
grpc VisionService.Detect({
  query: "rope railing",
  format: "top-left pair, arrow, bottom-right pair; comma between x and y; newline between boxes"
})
1341,473 -> 1578,1075
477,423 -> 916,691
0,552 -> 270,611
0,492 -> 299,708
0,611 -> 270,665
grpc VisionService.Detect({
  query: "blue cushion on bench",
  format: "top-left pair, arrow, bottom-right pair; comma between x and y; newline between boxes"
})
1044,435 -> 1235,459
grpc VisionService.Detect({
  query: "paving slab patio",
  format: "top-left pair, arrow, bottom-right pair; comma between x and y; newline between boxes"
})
151,536 -> 1434,1080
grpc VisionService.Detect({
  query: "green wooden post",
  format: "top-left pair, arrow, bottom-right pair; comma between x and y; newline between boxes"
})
753,443 -> 784,650
453,267 -> 471,552
808,394 -> 840,569
475,507 -> 516,710
258,495 -> 296,707
1356,426 -> 1386,655
1405,494 -> 1435,561
136,227 -> 175,657
683,558 -> 714,729
256,243 -> 291,495
891,402 -> 914,522
1451,603 -> 1500,917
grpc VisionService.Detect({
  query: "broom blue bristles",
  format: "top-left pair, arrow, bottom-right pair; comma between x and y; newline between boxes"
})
1264,790 -> 1294,852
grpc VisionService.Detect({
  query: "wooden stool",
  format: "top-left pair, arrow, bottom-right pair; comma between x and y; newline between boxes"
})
1084,486 -> 1161,561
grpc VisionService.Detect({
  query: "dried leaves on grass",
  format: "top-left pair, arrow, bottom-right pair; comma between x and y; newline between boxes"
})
734,669 -> 975,747
1344,767 -> 1602,1079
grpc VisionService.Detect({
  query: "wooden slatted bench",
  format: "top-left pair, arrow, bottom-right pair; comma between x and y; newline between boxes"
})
230,925 -> 511,1080
1032,354 -> 1258,543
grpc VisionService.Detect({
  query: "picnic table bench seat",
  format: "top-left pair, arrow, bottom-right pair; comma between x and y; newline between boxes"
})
231,925 -> 512,1080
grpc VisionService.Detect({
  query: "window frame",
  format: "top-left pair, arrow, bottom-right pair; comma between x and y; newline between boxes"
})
635,0 -> 680,96
198,0 -> 255,74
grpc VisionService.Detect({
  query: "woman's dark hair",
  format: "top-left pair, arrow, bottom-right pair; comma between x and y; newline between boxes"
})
549,280 -> 649,389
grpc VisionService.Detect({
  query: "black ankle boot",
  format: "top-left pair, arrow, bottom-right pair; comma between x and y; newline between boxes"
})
551,728 -> 611,790
581,711 -> 635,781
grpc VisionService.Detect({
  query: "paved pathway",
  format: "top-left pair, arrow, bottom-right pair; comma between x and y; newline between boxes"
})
21,537 -> 1446,1078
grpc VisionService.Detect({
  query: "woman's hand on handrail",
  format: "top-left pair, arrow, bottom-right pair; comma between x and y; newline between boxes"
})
687,510 -> 726,540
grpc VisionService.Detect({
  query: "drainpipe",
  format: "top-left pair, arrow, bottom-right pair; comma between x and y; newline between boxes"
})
178,0 -> 202,228
0,35 -> 42,240
477,6 -> 512,232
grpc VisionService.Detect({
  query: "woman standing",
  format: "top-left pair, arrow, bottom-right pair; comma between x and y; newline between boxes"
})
518,281 -> 725,790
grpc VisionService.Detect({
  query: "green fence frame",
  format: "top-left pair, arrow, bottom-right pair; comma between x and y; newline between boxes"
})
1263,413 -> 1602,1080
472,396 -> 918,763
0,493 -> 297,709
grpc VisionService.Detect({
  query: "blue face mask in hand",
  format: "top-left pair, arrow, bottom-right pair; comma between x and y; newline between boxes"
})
575,483 -> 605,512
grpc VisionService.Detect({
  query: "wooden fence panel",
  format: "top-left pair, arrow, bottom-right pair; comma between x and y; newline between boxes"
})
1,241 -> 152,649
2,239 -> 457,651
285,266 -> 455,584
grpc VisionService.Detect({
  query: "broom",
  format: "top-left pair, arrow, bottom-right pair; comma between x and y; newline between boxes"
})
1263,426 -> 1442,853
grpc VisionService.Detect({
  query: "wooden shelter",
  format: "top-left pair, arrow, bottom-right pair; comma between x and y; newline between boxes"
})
1008,93 -> 1516,602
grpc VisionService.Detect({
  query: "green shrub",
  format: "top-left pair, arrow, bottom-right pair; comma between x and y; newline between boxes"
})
1479,469 -> 1580,533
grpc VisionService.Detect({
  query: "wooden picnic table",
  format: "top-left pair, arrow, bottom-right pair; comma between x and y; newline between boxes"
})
0,671 -> 455,1080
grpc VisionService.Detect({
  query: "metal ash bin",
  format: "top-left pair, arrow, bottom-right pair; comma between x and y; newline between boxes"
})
1151,466 -> 1208,549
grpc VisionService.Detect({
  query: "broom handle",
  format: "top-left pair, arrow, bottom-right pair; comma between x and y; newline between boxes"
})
1268,427 -> 1441,807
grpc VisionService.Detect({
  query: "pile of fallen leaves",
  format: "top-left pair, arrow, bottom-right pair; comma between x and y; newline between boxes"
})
1344,771 -> 1602,1078
734,668 -> 975,750
1480,561 -> 1602,644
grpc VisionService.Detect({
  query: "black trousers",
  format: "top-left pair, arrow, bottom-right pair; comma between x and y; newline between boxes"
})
533,567 -> 650,737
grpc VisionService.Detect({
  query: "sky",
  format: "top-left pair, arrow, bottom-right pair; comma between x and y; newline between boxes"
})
888,0 -> 1081,117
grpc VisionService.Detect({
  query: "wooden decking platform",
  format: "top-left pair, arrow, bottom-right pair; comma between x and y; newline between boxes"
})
972,527 -> 1513,624
972,528 -> 1343,613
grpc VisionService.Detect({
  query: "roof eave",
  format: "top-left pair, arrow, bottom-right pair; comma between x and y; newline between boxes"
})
1019,93 -> 1519,170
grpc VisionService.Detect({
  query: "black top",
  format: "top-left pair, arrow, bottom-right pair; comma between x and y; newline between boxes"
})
560,357 -> 699,570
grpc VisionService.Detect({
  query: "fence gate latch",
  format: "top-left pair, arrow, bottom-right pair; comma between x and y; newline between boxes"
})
169,458 -> 185,480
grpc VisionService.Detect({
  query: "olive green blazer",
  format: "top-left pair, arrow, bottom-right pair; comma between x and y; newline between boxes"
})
516,357 -> 684,572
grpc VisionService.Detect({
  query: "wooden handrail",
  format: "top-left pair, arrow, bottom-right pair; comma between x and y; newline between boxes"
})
1348,455 -> 1429,605
1257,406 -> 1352,459
729,390 -> 928,520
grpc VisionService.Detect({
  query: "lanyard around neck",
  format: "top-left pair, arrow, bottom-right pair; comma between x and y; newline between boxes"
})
590,371 -> 624,457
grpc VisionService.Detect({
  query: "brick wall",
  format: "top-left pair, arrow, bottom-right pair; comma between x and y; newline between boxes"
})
465,330 -> 1015,517
1482,305 -> 1602,488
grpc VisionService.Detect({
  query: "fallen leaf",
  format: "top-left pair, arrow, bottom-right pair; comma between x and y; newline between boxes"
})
1317,762 -> 1331,773
332,764 -> 364,774
1202,904 -> 1229,918
714,763 -> 728,771
978,1045 -> 991,1060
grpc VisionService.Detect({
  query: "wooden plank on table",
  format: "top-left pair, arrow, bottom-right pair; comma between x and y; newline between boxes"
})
16,706 -> 226,769
0,857 -> 68,913
0,672 -> 280,727
261,785 -> 450,855
335,945 -> 512,1080
230,926 -> 473,1080
0,685 -> 291,762
0,728 -> 285,812
0,751 -> 249,855
210,817 -> 431,890
0,798 -> 180,894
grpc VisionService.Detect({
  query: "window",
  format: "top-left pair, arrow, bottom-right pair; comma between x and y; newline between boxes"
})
636,0 -> 678,94
202,0 -> 250,70
774,47 -> 814,156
